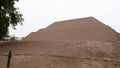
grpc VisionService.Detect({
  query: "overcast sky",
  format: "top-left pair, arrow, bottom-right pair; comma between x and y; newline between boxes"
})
9,0 -> 120,37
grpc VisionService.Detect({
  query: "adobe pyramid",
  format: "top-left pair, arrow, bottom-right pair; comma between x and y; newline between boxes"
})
0,17 -> 120,68
23,17 -> 119,41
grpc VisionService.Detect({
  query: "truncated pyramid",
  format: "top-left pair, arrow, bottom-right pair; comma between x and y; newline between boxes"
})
23,17 -> 119,41
0,17 -> 120,68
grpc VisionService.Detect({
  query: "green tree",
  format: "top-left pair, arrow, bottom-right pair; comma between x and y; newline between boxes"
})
0,0 -> 23,40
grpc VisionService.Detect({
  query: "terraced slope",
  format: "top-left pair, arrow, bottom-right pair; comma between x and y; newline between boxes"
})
23,17 -> 119,41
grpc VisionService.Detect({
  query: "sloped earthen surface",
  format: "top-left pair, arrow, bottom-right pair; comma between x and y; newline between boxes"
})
0,41 -> 120,68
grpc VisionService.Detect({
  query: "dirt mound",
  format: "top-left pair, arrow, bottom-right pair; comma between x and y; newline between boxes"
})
0,41 -> 120,68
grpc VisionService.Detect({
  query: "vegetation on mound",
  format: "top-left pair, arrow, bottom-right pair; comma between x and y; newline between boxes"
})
7,50 -> 12,68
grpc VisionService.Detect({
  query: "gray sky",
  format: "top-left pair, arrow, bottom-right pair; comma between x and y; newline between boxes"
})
9,0 -> 120,37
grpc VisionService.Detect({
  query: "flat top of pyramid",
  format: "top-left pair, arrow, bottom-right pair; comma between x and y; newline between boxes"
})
45,17 -> 105,31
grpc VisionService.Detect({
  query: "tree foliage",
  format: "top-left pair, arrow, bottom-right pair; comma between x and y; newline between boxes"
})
0,0 -> 23,40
